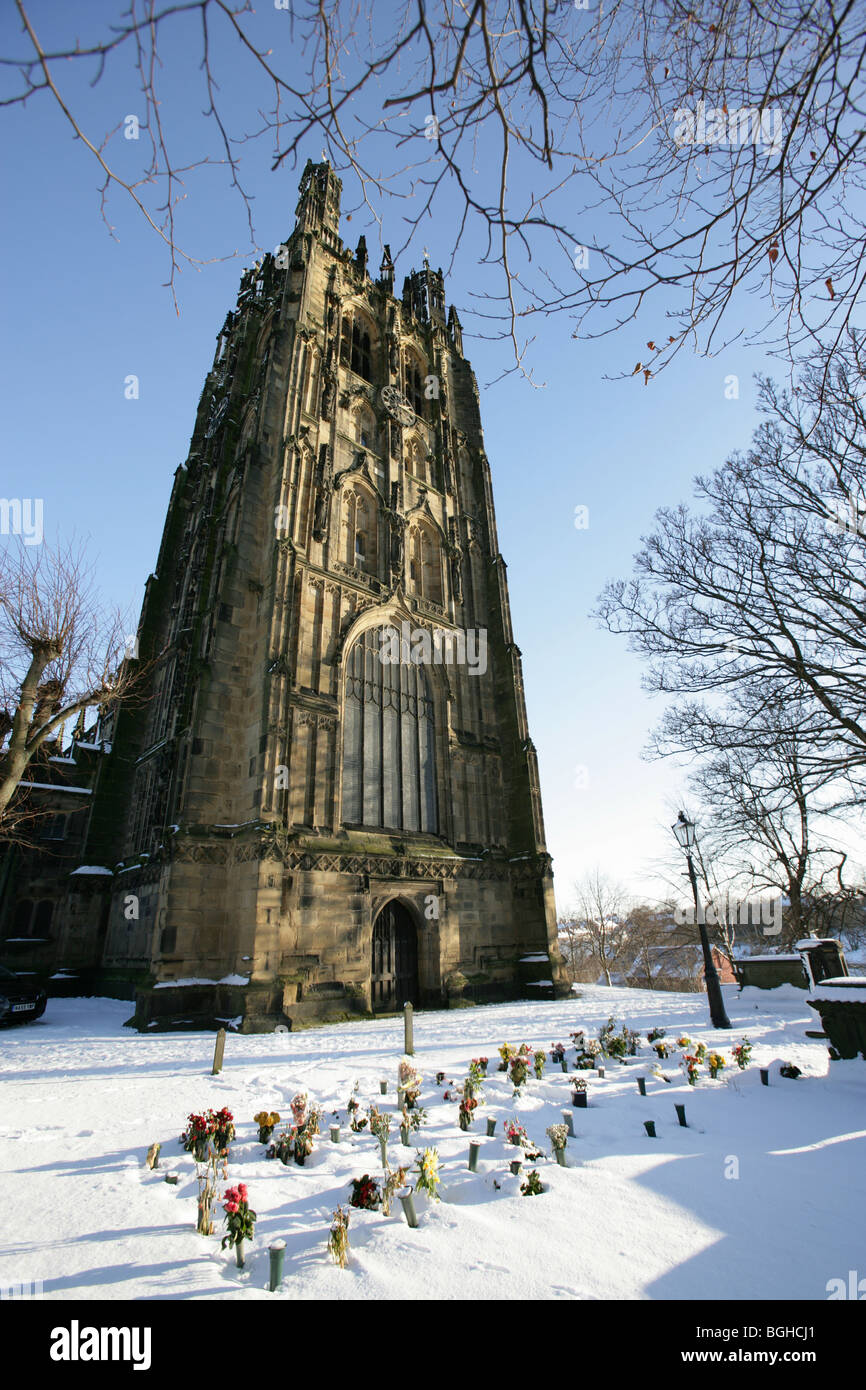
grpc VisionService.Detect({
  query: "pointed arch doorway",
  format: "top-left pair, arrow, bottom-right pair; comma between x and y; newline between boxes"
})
371,901 -> 419,1012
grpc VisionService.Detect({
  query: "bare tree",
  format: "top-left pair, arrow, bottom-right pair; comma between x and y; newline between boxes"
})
668,689 -> 859,943
596,337 -> 866,793
0,540 -> 145,836
3,2 -> 865,374
572,869 -> 629,986
556,911 -> 596,982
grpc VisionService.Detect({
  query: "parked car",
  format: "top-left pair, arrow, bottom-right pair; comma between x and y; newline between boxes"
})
0,964 -> 47,1025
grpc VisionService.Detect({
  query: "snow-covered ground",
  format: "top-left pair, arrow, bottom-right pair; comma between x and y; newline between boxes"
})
0,983 -> 863,1301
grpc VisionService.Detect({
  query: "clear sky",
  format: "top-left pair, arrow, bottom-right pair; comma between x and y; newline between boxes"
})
1,2 -> 817,909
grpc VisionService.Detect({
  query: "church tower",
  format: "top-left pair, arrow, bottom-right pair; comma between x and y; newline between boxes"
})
97,161 -> 567,1029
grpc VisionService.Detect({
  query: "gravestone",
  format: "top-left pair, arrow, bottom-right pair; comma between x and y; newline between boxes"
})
145,1142 -> 161,1170
212,1027 -> 226,1075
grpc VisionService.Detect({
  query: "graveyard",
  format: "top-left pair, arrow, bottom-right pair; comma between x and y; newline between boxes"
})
0,981 -> 862,1302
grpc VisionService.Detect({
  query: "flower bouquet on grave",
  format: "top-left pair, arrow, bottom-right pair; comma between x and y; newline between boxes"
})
350,1111 -> 369,1133
381,1165 -> 408,1217
509,1054 -> 530,1093
624,1027 -> 642,1056
210,1107 -> 235,1156
272,1127 -> 296,1164
653,1041 -> 671,1059
533,1050 -> 546,1079
647,1027 -> 666,1044
682,1054 -> 701,1086
708,1051 -> 726,1079
694,1041 -> 707,1064
221,1183 -> 256,1268
458,1095 -> 478,1131
182,1112 -> 213,1163
327,1206 -> 350,1267
570,1075 -> 588,1107
293,1122 -> 314,1165
290,1092 -> 308,1128
468,1059 -> 487,1089
504,1118 -> 528,1147
550,1041 -> 567,1066
520,1170 -> 544,1197
254,1111 -> 280,1144
497,1042 -> 515,1072
369,1106 -> 391,1166
195,1153 -> 219,1234
731,1038 -> 752,1070
349,1174 -> 382,1211
676,1035 -> 692,1051
400,1104 -> 426,1146
398,1058 -> 423,1109
436,1071 -> 446,1085
414,1148 -> 441,1202
546,1124 -> 568,1166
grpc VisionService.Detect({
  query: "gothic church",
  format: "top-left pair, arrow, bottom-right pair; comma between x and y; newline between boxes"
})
5,162 -> 567,1030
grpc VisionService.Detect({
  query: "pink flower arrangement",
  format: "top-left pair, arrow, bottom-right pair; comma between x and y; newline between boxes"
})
221,1183 -> 256,1265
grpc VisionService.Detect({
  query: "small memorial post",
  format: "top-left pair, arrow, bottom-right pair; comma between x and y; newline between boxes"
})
212,1027 -> 226,1075
403,1002 -> 414,1056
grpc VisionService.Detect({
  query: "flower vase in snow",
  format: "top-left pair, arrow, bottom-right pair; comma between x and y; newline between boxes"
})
222,1184 -> 256,1268
254,1110 -> 280,1145
708,1052 -> 726,1079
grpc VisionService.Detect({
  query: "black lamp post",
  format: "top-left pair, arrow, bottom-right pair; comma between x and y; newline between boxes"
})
672,812 -> 731,1030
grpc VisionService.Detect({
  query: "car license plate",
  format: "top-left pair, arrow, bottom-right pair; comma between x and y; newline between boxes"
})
11,1003 -> 32,1013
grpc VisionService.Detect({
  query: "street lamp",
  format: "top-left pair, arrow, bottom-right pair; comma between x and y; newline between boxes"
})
672,811 -> 731,1029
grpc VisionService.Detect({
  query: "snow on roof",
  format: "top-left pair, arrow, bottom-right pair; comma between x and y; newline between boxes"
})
154,974 -> 251,989
519,954 -> 549,962
740,954 -> 802,963
70,866 -> 113,876
22,782 -> 92,794
808,977 -> 866,1004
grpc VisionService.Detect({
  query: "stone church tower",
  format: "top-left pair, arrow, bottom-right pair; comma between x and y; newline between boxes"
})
98,161 -> 567,1029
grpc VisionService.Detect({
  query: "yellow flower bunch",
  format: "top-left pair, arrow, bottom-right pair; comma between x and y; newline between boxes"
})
254,1110 -> 280,1127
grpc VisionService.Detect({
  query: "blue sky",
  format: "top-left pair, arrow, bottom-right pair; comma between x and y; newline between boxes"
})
0,2 -> 794,906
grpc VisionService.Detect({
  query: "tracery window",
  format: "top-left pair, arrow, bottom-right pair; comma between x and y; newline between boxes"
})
342,627 -> 438,833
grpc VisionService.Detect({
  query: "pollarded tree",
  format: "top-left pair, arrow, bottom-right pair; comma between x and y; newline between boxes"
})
0,539 -> 144,838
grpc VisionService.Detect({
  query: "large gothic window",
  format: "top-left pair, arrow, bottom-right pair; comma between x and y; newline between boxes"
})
342,628 -> 438,833
350,319 -> 372,380
406,523 -> 443,604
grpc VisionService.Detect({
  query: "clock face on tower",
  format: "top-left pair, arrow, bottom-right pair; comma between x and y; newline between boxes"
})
380,385 -> 416,429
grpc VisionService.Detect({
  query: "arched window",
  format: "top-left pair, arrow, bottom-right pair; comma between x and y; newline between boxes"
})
32,900 -> 54,938
354,404 -> 377,451
342,627 -> 438,833
343,488 -> 378,574
406,523 -> 443,604
350,318 -> 373,380
405,436 -> 426,485
406,358 -> 425,418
